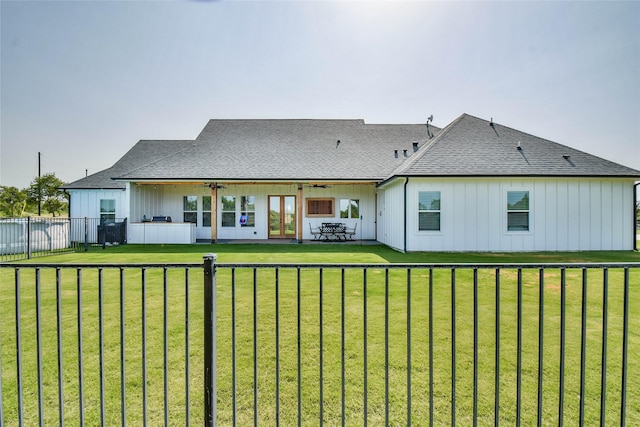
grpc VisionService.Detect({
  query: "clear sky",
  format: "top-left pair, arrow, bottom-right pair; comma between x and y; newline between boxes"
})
1,0 -> 639,189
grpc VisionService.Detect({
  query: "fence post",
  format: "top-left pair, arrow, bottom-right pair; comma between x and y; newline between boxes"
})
27,217 -> 32,259
84,217 -> 89,252
204,253 -> 217,427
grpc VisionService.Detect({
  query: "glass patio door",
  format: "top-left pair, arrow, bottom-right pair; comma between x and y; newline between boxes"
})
269,196 -> 296,238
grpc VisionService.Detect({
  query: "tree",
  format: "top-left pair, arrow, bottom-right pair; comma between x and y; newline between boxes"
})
27,173 -> 68,217
0,186 -> 27,217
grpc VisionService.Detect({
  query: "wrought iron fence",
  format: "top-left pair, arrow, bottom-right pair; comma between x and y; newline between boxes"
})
0,217 -> 127,262
0,258 -> 637,426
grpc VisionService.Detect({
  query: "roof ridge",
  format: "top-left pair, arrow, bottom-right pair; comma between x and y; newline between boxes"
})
387,113 -> 468,178
112,140 -> 198,180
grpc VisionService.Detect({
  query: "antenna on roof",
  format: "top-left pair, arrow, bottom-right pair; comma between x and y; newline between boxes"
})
426,114 -> 434,138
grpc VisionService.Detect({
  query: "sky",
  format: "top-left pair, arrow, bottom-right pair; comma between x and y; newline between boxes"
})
1,0 -> 639,189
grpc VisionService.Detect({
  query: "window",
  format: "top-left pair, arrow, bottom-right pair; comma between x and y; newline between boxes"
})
202,196 -> 211,227
340,199 -> 359,219
307,198 -> 334,217
418,191 -> 441,231
183,196 -> 198,224
507,191 -> 530,231
100,199 -> 116,223
240,196 -> 256,227
221,196 -> 236,227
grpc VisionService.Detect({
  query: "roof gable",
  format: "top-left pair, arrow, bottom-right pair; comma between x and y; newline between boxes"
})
393,114 -> 640,178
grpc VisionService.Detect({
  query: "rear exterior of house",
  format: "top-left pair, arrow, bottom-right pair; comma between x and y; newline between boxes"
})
63,114 -> 640,251
377,177 -> 635,252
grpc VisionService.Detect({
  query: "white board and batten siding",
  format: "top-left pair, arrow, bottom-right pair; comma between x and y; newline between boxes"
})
68,188 -> 128,219
380,177 -> 636,252
303,184 -> 376,241
128,183 -> 377,241
376,179 -> 405,251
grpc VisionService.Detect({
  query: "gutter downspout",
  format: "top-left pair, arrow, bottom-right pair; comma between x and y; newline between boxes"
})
635,182 -> 639,251
404,177 -> 409,253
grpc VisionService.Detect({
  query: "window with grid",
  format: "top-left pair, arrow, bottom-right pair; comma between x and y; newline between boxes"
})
183,196 -> 198,224
100,199 -> 116,223
339,199 -> 359,219
221,196 -> 236,227
418,191 -> 441,231
202,196 -> 211,227
240,196 -> 256,227
507,191 -> 529,231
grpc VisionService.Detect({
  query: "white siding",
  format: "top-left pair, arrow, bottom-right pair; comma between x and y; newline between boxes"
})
68,189 -> 127,219
405,177 -> 636,252
376,180 -> 406,251
302,184 -> 377,240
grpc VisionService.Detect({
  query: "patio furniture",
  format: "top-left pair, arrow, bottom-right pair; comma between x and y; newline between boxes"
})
344,223 -> 357,240
309,223 -> 322,240
320,223 -> 346,241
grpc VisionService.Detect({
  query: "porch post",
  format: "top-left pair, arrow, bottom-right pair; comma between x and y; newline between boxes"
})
297,184 -> 303,243
210,184 -> 217,243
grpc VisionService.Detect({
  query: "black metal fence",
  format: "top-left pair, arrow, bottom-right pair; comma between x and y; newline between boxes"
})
0,259 -> 637,426
0,217 -> 127,262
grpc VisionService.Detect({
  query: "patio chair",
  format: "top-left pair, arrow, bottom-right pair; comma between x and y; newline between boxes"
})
309,223 -> 322,240
344,223 -> 357,240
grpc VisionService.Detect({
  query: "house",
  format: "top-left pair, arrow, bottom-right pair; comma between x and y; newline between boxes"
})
63,114 -> 640,252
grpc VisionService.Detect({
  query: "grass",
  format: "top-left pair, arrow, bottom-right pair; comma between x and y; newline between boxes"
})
1,244 -> 639,425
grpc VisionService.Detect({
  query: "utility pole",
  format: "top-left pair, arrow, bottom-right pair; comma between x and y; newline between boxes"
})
38,152 -> 41,215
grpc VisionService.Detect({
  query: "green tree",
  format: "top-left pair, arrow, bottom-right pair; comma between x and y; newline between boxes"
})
0,186 -> 27,217
27,173 -> 68,217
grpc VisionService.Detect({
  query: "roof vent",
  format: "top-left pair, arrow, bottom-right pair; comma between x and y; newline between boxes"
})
394,150 -> 398,158
412,142 -> 419,152
562,154 -> 570,160
336,139 -> 341,148
490,117 -> 494,127
517,141 -> 522,150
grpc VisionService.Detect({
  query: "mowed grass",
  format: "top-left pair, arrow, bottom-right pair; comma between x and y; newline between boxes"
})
1,244 -> 639,425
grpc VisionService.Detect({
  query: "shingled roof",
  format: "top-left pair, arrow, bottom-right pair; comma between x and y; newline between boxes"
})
63,115 -> 639,189
392,114 -> 640,178
62,140 -> 196,189
113,119 -> 437,181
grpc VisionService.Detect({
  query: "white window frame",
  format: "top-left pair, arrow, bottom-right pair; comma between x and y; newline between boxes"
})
240,195 -> 256,227
99,199 -> 116,223
417,190 -> 442,232
339,198 -> 360,219
505,189 -> 532,233
221,195 -> 236,227
202,196 -> 212,227
220,195 -> 256,228
183,195 -> 198,224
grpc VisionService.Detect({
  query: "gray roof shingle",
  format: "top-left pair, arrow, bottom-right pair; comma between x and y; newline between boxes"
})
64,115 -> 640,189
62,140 -> 196,189
392,114 -> 640,178
115,119 -> 437,181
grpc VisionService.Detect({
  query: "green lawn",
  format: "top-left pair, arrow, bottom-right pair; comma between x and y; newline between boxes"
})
1,244 -> 639,425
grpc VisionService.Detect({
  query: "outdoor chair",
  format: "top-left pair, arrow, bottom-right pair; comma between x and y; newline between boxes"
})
309,223 -> 322,240
344,223 -> 357,240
